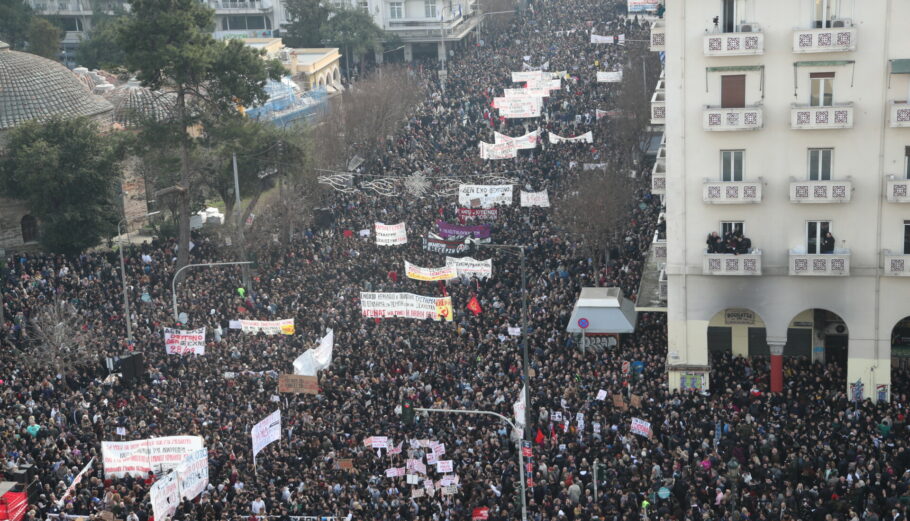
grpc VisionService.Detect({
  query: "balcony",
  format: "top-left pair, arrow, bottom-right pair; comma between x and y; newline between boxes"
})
890,102 -> 910,128
789,251 -> 851,276
704,27 -> 764,56
792,24 -> 856,53
790,104 -> 854,130
703,180 -> 762,204
210,0 -> 265,9
658,268 -> 668,300
703,251 -> 762,276
652,232 -> 666,262
651,90 -> 665,125
651,157 -> 666,195
703,106 -> 763,131
883,251 -> 910,277
789,179 -> 852,203
650,21 -> 665,52
886,176 -> 910,203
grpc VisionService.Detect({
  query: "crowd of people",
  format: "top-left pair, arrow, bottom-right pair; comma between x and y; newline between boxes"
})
705,231 -> 753,255
1,1 -> 910,521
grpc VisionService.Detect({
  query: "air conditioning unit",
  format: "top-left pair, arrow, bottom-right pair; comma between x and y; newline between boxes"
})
739,24 -> 753,32
831,18 -> 852,28
825,323 -> 848,335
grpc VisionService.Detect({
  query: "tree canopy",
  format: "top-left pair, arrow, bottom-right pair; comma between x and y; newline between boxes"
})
281,0 -> 330,48
27,16 -> 61,59
319,8 -> 386,68
0,0 -> 33,49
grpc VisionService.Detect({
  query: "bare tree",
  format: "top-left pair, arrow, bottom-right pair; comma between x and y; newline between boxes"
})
29,298 -> 93,382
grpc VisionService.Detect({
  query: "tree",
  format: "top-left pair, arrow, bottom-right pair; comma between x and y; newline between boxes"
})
117,0 -> 285,272
0,0 -> 33,50
0,117 -> 121,254
76,16 -> 127,70
282,0 -> 330,48
27,17 -> 61,59
319,8 -> 386,76
27,297 -> 92,383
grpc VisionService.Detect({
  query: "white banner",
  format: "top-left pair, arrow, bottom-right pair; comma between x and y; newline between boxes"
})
503,88 -> 550,99
549,131 -> 594,144
631,417 -> 652,438
596,71 -> 623,83
57,458 -> 94,507
494,97 -> 541,119
360,292 -> 454,321
164,327 -> 206,355
525,78 -> 561,90
405,261 -> 458,281
513,384 -> 526,430
628,0 -> 658,13
595,109 -> 607,120
150,471 -> 179,521
511,71 -> 543,82
175,449 -> 209,501
375,222 -> 408,246
458,185 -> 513,208
591,33 -> 626,43
479,140 -> 518,160
445,257 -> 493,278
252,409 -> 281,462
494,129 -> 540,150
520,190 -> 550,207
101,436 -> 204,478
239,319 -> 295,335
293,329 -> 334,376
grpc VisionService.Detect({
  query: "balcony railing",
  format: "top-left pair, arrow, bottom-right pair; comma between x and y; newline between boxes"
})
883,251 -> 910,277
652,233 -> 667,262
703,180 -> 762,204
211,0 -> 264,8
650,21 -> 665,52
651,90 -> 665,125
789,179 -> 852,203
703,106 -> 763,131
651,158 -> 666,195
886,176 -> 910,203
890,102 -> 910,128
790,104 -> 854,130
792,24 -> 856,53
703,251 -> 762,276
658,268 -> 668,300
789,250 -> 851,276
704,28 -> 764,56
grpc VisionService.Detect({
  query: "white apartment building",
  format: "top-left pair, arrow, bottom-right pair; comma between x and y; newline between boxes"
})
654,0 -> 910,399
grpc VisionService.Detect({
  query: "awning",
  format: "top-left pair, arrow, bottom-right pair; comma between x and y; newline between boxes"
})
890,59 -> 910,74
566,287 -> 638,334
793,60 -> 856,95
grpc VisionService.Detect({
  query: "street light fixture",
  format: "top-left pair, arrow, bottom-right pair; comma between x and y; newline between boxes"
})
171,261 -> 254,322
118,211 -> 161,346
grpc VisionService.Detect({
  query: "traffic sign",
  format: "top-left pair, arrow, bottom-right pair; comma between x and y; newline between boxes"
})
577,318 -> 589,329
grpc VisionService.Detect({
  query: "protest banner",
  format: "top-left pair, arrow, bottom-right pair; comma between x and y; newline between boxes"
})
458,185 -> 513,208
101,436 -> 205,478
472,507 -> 490,521
334,459 -> 353,470
494,97 -> 542,118
630,394 -> 642,408
612,394 -> 628,411
590,34 -> 611,43
503,88 -> 550,99
520,190 -> 550,208
595,109 -> 607,120
445,257 -> 493,278
56,458 -> 94,507
493,129 -> 541,150
525,78 -> 561,90
292,329 -> 334,376
436,460 -> 453,473
628,0 -> 658,13
278,374 -> 319,394
404,261 -> 458,281
596,389 -> 607,401
251,409 -> 281,463
511,70 -> 543,82
238,319 -> 295,335
631,417 -> 652,438
163,327 -> 206,355
423,236 -> 470,255
175,448 -> 208,501
478,140 -> 518,160
412,488 -> 425,499
360,292 -> 454,321
375,222 -> 407,246
150,471 -> 179,521
596,71 -> 623,82
436,220 -> 491,239
442,485 -> 458,495
549,131 -> 594,144
456,208 -> 499,222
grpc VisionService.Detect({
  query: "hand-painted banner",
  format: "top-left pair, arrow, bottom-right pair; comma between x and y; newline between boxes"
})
494,98 -> 542,119
252,409 -> 281,462
479,140 -> 517,160
176,448 -> 209,501
150,471 -> 179,521
239,319 -> 295,336
524,78 -> 561,90
583,163 -> 608,170
102,436 -> 205,478
628,0 -> 658,13
631,417 -> 652,438
504,87 -> 550,99
445,257 -> 493,278
360,292 -> 454,321
457,207 -> 499,222
595,109 -> 607,120
511,71 -> 543,82
596,71 -> 623,83
164,327 -> 206,355
591,33 -> 626,43
404,261 -> 458,281
436,220 -> 491,239
494,129 -> 540,150
458,185 -> 513,208
375,222 -> 407,246
549,131 -> 594,144
520,190 -> 550,207
423,236 -> 471,255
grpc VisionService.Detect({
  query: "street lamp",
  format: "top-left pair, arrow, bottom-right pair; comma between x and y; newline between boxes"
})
415,407 -> 528,521
118,211 -> 160,346
171,261 -> 254,322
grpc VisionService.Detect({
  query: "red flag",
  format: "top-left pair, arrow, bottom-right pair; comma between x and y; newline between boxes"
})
467,296 -> 482,316
534,429 -> 545,444
438,280 -> 448,296
550,424 -> 558,441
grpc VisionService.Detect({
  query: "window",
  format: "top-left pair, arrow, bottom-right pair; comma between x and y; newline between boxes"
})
905,221 -> 910,255
810,73 -> 834,107
904,146 -> 910,179
58,16 -> 83,31
722,0 -> 735,33
721,221 -> 744,237
813,0 -> 837,28
20,215 -> 38,243
807,221 -> 831,254
808,148 -> 833,181
424,0 -> 436,18
721,150 -> 744,182
389,2 -> 402,19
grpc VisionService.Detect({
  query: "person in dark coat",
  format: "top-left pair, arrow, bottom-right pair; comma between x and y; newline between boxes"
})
821,232 -> 836,253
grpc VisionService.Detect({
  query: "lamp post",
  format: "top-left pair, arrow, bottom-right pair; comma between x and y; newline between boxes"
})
118,211 -> 160,346
171,261 -> 254,322
415,407 -> 528,521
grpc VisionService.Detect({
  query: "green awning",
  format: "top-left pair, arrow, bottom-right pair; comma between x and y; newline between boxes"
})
706,65 -> 764,72
794,60 -> 855,67
891,59 -> 910,74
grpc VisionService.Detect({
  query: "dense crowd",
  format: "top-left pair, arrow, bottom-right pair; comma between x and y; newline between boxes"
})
1,1 -> 910,521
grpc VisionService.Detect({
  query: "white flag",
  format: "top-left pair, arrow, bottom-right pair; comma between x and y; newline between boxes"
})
251,409 -> 281,462
293,329 -> 334,376
513,384 -> 527,429
57,457 -> 95,507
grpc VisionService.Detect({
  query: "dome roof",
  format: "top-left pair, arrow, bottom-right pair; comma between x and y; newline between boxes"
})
0,46 -> 113,131
102,80 -> 176,128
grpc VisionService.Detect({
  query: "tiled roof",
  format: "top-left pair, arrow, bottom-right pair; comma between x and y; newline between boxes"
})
103,80 -> 176,128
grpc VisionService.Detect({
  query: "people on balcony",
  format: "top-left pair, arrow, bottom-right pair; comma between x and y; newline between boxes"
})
707,230 -> 753,254
821,232 -> 836,254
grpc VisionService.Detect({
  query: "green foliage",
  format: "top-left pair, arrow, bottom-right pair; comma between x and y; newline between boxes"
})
0,118 -> 121,254
75,15 -> 127,70
0,0 -> 34,49
281,0 -> 329,48
319,8 -> 386,62
27,17 -> 61,59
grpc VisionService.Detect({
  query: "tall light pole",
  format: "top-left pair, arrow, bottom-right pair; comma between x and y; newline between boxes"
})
118,211 -> 160,346
415,407 -> 528,521
171,261 -> 253,322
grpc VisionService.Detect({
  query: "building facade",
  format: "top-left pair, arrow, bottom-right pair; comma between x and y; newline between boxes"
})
658,0 -> 910,399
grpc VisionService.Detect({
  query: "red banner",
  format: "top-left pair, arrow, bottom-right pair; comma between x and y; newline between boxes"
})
472,507 -> 490,521
0,491 -> 27,521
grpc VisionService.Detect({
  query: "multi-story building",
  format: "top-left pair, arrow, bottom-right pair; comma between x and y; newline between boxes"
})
657,0 -> 910,399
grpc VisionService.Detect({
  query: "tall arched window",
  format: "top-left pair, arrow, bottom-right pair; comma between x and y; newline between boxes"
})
20,215 -> 38,243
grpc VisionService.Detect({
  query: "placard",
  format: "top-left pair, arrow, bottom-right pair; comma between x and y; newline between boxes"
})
150,472 -> 179,521
335,459 -> 354,470
375,222 -> 408,246
176,449 -> 209,501
360,292 -> 454,321
251,409 -> 281,461
458,185 -> 514,208
163,327 -> 206,355
239,319 -> 295,336
436,460 -> 453,473
278,374 -> 319,394
630,417 -> 652,438
612,394 -> 627,411
596,71 -> 623,83
520,190 -> 550,208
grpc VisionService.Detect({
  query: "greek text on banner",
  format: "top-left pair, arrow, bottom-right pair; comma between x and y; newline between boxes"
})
101,436 -> 205,478
404,261 -> 458,281
239,319 -> 295,335
360,292 -> 454,321
375,222 -> 408,246
164,327 -> 206,355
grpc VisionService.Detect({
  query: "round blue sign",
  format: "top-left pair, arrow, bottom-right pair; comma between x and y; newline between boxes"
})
658,487 -> 670,499
578,318 -> 589,329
